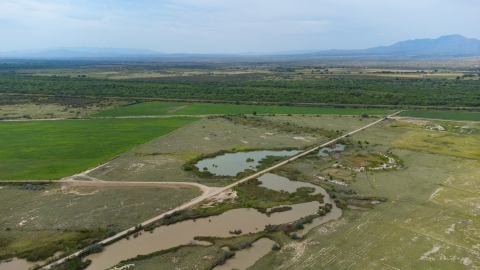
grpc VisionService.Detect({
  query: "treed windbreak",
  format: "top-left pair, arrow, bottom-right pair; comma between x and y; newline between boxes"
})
0,75 -> 479,107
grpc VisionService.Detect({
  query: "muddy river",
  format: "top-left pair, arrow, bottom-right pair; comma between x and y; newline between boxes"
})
2,173 -> 342,270
85,201 -> 320,270
258,173 -> 342,236
195,150 -> 301,176
0,258 -> 37,270
214,238 -> 276,270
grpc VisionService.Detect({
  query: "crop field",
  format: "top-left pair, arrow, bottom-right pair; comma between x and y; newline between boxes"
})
88,115 -> 378,186
91,101 -> 393,117
0,117 -> 198,180
0,183 -> 201,261
398,110 -> 480,121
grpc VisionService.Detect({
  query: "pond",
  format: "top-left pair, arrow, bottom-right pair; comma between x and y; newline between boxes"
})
6,174 -> 342,270
318,144 -> 345,156
195,150 -> 301,176
0,258 -> 37,270
85,201 -> 321,270
214,238 -> 276,270
258,173 -> 342,236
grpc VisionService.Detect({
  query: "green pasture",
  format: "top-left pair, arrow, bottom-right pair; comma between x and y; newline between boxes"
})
91,102 -> 392,117
0,117 -> 198,180
399,110 -> 480,121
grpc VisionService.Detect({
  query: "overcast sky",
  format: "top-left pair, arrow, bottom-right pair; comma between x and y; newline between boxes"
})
1,0 -> 479,53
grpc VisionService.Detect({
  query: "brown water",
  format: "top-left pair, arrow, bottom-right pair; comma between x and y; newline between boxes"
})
85,201 -> 320,270
0,258 -> 38,270
214,238 -> 276,270
258,173 -> 342,236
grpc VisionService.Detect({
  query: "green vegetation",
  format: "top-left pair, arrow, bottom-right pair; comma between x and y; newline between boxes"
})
399,110 -> 480,121
0,183 -> 201,261
248,120 -> 480,269
114,233 -> 282,270
145,178 -> 323,230
86,115 -> 377,186
0,117 -> 198,179
92,102 -> 392,117
1,74 -> 480,107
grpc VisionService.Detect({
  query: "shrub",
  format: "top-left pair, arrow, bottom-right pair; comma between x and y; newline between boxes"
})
294,222 -> 304,230
271,243 -> 280,250
290,232 -> 299,240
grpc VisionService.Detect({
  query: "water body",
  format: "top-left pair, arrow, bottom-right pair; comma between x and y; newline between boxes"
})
85,201 -> 320,270
258,173 -> 342,237
195,150 -> 301,176
214,238 -> 276,270
12,173 -> 341,270
0,258 -> 37,270
318,144 -> 345,156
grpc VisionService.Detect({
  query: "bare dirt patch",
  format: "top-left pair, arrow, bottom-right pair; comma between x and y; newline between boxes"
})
167,105 -> 187,113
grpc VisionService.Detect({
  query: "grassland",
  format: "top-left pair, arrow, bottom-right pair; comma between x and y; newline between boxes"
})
0,117 -> 198,180
88,115 -> 378,186
248,120 -> 480,269
91,102 -> 393,117
399,110 -> 480,121
0,183 -> 201,261
112,117 -> 480,270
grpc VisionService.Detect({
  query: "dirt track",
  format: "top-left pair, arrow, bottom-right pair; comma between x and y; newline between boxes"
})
39,113 -> 394,269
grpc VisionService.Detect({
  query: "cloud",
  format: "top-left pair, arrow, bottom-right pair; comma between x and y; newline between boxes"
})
0,0 -> 478,53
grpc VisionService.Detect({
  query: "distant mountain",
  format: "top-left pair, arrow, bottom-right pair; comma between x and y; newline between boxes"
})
1,35 -> 479,59
308,35 -> 480,57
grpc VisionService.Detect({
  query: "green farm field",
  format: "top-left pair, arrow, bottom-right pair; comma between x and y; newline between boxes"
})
399,110 -> 480,121
0,117 -> 198,180
90,102 -> 393,117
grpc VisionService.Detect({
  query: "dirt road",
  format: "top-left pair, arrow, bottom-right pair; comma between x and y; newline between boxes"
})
41,113 -> 392,269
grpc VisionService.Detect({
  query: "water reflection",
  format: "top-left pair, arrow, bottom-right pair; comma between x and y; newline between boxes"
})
196,150 -> 301,176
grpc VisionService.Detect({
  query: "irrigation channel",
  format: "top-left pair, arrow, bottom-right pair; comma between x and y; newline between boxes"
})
2,114 -> 391,270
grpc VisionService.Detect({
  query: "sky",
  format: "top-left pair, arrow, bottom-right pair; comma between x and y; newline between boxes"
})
1,0 -> 479,53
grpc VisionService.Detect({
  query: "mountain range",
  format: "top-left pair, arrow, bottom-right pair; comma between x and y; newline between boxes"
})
1,35 -> 479,59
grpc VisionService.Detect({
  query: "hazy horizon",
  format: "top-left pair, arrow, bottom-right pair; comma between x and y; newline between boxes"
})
1,0 -> 479,54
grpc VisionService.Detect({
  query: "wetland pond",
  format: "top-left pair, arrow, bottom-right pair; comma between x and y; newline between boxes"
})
84,173 -> 341,270
0,258 -> 37,270
3,173 -> 341,270
318,143 -> 345,156
195,150 -> 301,176
214,238 -> 276,270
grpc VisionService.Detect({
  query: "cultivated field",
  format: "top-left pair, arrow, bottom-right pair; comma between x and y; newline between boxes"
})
0,118 -> 198,180
398,110 -> 480,121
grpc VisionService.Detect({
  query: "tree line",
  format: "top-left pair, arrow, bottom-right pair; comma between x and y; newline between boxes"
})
0,75 -> 479,107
